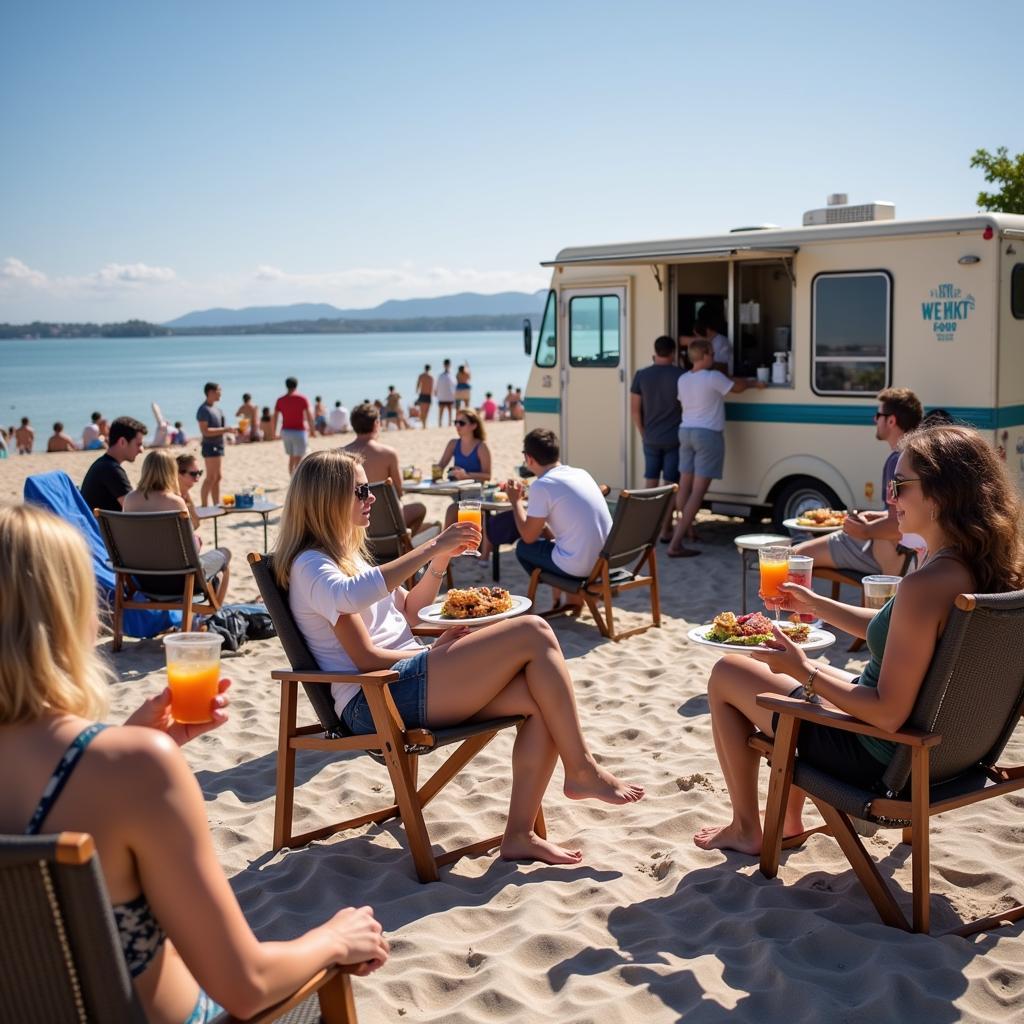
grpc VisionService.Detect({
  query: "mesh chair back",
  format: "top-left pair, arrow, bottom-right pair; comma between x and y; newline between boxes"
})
0,833 -> 146,1024
366,480 -> 410,563
601,485 -> 676,571
248,553 -> 345,735
882,589 -> 1024,795
95,509 -> 203,599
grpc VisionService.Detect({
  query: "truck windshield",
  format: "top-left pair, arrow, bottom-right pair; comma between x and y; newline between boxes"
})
535,290 -> 557,367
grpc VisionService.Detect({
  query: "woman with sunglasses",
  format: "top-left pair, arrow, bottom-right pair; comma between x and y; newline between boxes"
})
277,451 -> 644,866
692,425 -> 1024,855
436,407 -> 491,483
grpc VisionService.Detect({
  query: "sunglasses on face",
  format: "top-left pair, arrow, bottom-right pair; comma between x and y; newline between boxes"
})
181,469 -> 203,478
353,482 -> 371,502
888,475 -> 921,501
874,410 -> 891,421
454,419 -> 469,427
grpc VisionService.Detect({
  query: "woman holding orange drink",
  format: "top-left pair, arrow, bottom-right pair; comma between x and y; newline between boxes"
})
0,504 -> 389,1023
278,451 -> 644,866
694,425 -> 1024,856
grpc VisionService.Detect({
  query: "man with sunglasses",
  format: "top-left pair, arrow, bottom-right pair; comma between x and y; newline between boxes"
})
793,386 -> 922,577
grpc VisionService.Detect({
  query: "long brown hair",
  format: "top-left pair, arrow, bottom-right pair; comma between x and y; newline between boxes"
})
900,425 -> 1024,593
273,450 -> 370,587
459,407 -> 485,441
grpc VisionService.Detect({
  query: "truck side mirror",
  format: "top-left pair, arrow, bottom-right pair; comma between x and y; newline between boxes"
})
522,318 -> 532,356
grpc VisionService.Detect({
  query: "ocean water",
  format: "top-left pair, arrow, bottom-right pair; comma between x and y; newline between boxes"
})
0,331 -> 531,437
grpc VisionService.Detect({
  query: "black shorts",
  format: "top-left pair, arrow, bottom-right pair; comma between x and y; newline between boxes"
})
417,394 -> 432,405
772,687 -> 888,790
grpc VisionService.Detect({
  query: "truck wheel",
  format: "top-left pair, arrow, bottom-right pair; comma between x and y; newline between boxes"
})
772,477 -> 841,532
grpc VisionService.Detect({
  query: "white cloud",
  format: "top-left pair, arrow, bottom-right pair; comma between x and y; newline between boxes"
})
0,256 -> 549,322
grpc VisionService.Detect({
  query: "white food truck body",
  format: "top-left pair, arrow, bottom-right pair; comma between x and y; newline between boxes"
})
523,212 -> 1024,524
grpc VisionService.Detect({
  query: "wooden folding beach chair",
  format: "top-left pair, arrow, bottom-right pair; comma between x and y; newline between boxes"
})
366,479 -> 451,589
0,831 -> 358,1023
752,589 -> 1024,936
248,552 -> 543,883
526,484 -> 677,642
94,508 -> 227,651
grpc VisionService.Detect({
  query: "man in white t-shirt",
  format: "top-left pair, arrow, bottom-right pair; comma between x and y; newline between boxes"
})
434,358 -> 457,427
328,400 -> 351,434
666,337 -> 761,556
505,429 -> 612,609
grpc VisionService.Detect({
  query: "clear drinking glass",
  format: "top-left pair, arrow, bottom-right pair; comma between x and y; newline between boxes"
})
759,546 -> 791,620
163,633 -> 223,724
862,574 -> 901,611
786,554 -> 815,623
457,499 -> 482,557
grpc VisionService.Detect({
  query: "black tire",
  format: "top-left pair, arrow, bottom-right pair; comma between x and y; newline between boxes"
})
771,476 -> 841,532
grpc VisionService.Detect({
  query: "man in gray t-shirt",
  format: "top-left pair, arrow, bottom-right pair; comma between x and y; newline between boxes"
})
630,335 -> 683,489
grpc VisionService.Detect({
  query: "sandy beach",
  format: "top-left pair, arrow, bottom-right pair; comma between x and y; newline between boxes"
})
4,419 -> 1023,1023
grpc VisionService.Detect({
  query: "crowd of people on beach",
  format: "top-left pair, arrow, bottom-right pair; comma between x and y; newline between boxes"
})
3,342 -> 1023,1021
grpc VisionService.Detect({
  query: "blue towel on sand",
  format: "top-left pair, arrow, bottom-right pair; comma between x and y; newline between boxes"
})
23,471 -> 180,638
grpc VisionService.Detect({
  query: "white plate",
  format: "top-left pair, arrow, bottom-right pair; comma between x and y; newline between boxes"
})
419,594 -> 532,627
687,623 -> 836,655
782,516 -> 846,534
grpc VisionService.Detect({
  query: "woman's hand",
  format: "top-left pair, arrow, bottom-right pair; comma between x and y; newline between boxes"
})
124,679 -> 231,745
760,580 -> 817,615
325,906 -> 390,975
431,625 -> 471,652
750,625 -> 811,681
432,521 -> 481,557
448,466 -> 468,480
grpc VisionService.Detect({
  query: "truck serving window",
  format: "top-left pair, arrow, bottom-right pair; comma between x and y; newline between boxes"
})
569,295 -> 620,368
535,290 -> 557,367
811,271 -> 891,396
1013,264 -> 1024,320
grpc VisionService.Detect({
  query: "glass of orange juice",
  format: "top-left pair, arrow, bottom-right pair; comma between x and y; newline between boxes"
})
758,545 -> 791,620
457,499 -> 482,557
163,633 -> 223,724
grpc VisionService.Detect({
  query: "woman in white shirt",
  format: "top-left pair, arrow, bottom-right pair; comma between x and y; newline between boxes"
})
276,451 -> 644,866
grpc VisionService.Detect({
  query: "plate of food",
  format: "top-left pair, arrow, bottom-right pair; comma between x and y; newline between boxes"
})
783,508 -> 848,532
687,611 -> 836,654
419,587 -> 532,627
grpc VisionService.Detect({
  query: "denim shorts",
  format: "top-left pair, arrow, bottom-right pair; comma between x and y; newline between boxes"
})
200,441 -> 224,459
642,441 -> 680,483
341,647 -> 429,733
280,429 -> 308,457
678,427 -> 725,479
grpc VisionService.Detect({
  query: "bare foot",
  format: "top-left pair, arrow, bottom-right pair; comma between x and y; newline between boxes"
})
563,763 -> 645,805
783,814 -> 806,838
500,831 -> 582,865
693,822 -> 762,855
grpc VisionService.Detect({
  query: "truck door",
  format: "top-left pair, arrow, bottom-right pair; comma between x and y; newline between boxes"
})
561,288 -> 627,488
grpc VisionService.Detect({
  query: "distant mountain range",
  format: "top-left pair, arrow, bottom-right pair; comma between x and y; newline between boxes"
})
164,290 -> 547,329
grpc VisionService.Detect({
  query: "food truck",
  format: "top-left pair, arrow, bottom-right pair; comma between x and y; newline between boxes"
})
522,203 -> 1024,525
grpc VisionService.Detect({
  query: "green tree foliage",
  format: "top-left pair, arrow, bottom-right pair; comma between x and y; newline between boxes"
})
970,147 -> 1024,214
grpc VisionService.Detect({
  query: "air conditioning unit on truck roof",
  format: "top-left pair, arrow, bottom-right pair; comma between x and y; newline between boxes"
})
803,193 -> 896,226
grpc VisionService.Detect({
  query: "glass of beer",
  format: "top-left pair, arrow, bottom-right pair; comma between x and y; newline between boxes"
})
163,633 -> 223,724
759,546 -> 791,620
862,574 -> 901,610
431,463 -> 443,482
457,499 -> 482,557
786,554 -> 816,623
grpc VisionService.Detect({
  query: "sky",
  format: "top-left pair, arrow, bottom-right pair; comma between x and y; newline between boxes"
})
1,0 -> 1021,324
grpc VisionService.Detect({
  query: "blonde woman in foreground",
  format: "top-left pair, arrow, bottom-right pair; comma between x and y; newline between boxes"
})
693,425 -> 1024,855
276,450 -> 644,866
0,505 -> 388,1024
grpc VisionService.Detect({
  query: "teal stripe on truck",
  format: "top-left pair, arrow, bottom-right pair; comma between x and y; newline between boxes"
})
523,397 -> 561,413
723,403 -> 1023,430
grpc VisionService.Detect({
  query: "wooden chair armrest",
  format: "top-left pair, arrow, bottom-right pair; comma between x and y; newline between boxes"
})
412,624 -> 446,638
271,668 -> 400,687
228,965 -> 356,1024
755,693 -> 941,748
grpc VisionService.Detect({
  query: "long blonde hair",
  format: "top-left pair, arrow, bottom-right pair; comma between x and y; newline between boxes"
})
138,449 -> 180,499
0,505 -> 112,723
274,450 -> 371,587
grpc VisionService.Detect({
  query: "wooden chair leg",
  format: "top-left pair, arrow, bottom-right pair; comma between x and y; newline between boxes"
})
274,681 -> 299,849
760,714 -> 800,879
910,745 -> 931,933
648,550 -> 661,629
811,797 -> 909,930
112,575 -> 125,652
181,574 -> 195,633
526,568 -> 541,604
317,971 -> 358,1024
362,686 -> 438,882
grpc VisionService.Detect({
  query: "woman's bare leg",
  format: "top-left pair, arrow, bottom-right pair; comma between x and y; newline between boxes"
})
426,616 -> 643,804
470,675 -> 581,864
668,474 -> 712,553
693,655 -> 807,854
